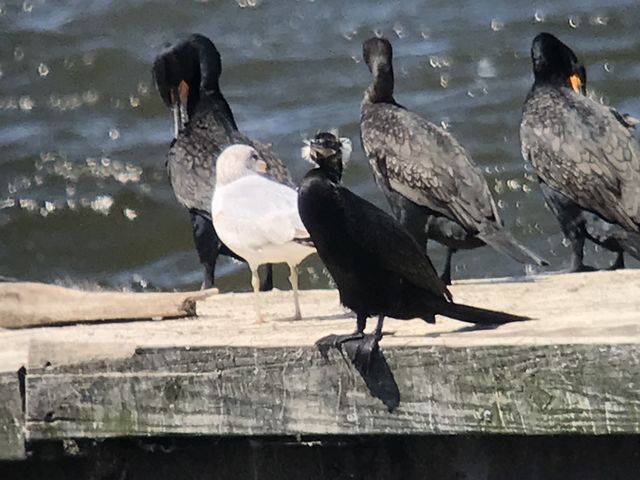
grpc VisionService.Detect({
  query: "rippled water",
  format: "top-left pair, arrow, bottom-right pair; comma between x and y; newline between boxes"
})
0,0 -> 638,292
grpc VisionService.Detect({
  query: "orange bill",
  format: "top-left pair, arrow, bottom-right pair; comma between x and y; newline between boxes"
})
568,73 -> 582,93
178,80 -> 189,105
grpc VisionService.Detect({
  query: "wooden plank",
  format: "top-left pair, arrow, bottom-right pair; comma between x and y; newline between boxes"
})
0,282 -> 217,329
1,270 -> 637,373
24,343 -> 640,439
0,371 -> 25,460
0,269 -> 638,449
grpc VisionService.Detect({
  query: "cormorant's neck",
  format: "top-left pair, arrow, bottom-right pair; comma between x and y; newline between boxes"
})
533,74 -> 567,90
364,64 -> 395,104
316,159 -> 343,184
192,88 -> 238,130
200,73 -> 221,96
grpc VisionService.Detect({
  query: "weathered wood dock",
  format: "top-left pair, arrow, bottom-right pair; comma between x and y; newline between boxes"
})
2,270 -> 640,478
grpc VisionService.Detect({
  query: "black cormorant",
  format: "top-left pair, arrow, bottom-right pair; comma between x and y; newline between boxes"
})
298,132 -> 528,354
520,33 -> 640,271
360,37 -> 547,284
153,33 -> 293,288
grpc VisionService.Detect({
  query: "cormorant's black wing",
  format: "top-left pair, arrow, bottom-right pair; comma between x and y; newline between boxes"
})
340,186 -> 451,300
521,87 -> 640,232
361,103 -> 501,233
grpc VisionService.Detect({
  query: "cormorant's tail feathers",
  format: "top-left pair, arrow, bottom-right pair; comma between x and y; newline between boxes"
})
478,228 -> 548,267
439,301 -> 530,325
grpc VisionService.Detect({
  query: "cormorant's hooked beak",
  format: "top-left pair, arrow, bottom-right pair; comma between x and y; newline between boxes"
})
568,64 -> 586,94
568,73 -> 582,93
301,139 -> 335,164
309,141 -> 337,159
301,136 -> 353,167
170,80 -> 190,138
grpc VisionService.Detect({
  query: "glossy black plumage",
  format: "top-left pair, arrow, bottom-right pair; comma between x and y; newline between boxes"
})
520,33 -> 640,271
298,132 -> 528,352
360,37 -> 547,284
153,34 -> 292,288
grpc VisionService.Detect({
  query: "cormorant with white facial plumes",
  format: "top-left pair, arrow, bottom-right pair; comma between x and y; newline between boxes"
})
153,34 -> 293,289
360,37 -> 547,284
298,132 -> 528,356
520,33 -> 640,271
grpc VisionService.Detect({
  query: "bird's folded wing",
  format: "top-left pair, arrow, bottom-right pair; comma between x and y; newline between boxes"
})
214,176 -> 306,250
342,188 -> 451,300
521,92 -> 640,232
166,115 -> 294,212
363,106 -> 501,232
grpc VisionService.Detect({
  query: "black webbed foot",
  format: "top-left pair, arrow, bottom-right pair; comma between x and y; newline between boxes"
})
548,263 -> 596,275
316,331 -> 381,374
345,334 -> 381,373
608,252 -> 625,271
569,264 -> 597,273
315,332 -> 399,411
315,331 -> 365,358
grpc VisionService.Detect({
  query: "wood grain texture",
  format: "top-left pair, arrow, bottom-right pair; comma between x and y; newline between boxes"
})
0,282 -> 217,329
0,372 -> 25,460
24,343 -> 640,440
2,270 -> 640,376
1,269 -> 639,455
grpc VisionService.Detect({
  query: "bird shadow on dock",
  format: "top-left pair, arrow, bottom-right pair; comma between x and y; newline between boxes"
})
420,322 -> 515,339
316,334 -> 400,412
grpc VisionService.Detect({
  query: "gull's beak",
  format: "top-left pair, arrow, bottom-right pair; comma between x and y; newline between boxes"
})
256,159 -> 268,174
568,73 -> 582,93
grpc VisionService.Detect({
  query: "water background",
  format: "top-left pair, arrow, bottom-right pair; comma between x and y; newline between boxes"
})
1,0 -> 639,292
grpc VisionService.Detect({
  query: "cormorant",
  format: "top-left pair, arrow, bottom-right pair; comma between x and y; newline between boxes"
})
212,145 -> 315,321
153,33 -> 293,289
298,132 -> 528,354
360,37 -> 547,284
520,33 -> 640,271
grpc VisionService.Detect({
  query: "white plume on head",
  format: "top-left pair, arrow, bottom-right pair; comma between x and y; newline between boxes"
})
339,137 -> 352,167
301,139 -> 313,165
